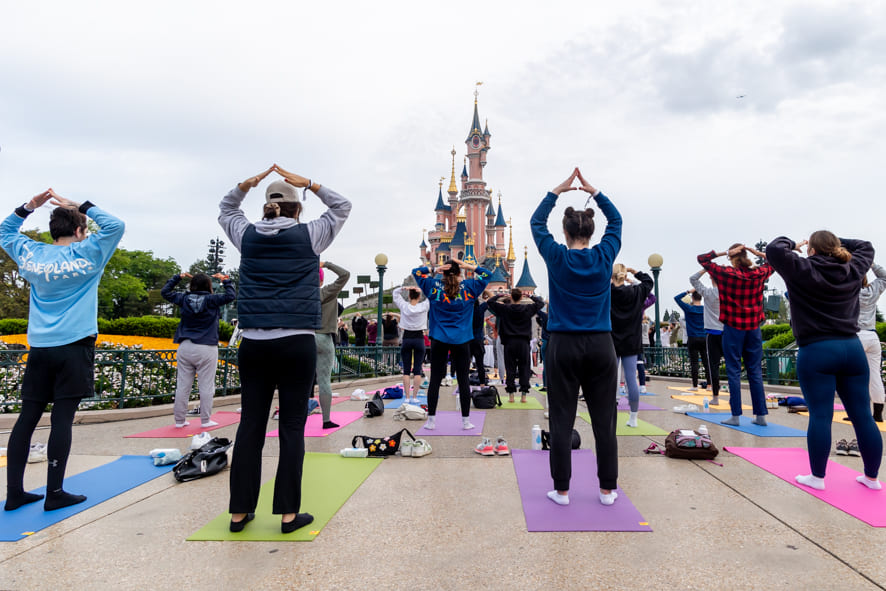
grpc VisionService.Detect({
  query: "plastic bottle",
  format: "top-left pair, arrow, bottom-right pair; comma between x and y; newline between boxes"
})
531,425 -> 542,450
698,425 -> 709,436
341,447 -> 369,458
150,448 -> 182,466
702,397 -> 710,413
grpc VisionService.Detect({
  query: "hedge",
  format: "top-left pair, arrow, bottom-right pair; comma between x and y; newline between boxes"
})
761,323 -> 792,341
0,316 -> 233,342
763,330 -> 795,349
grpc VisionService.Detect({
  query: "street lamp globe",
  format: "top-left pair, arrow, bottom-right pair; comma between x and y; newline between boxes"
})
375,253 -> 388,267
648,253 -> 663,269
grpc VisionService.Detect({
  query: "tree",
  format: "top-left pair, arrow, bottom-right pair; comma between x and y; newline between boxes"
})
662,310 -> 670,322
0,228 -> 51,318
98,248 -> 180,318
189,237 -> 226,275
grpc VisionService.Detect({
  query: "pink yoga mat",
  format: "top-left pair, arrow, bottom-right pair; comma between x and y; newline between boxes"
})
616,397 -> 663,411
725,446 -> 886,527
512,449 -> 653,532
415,411 -> 486,436
124,412 -> 241,438
266,411 -> 364,437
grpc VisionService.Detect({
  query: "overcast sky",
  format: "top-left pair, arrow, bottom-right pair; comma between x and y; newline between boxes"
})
2,0 -> 884,319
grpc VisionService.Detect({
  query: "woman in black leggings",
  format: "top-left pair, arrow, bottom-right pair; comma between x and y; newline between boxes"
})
218,165 -> 350,533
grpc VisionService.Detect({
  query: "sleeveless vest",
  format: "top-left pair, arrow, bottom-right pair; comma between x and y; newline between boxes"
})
238,224 -> 320,329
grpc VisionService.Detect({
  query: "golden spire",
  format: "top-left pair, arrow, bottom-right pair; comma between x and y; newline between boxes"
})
466,232 -> 475,246
524,245 -> 528,259
507,218 -> 516,261
448,148 -> 458,194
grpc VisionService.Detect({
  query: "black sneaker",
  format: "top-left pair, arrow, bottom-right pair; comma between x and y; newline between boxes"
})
847,439 -> 861,457
187,407 -> 201,416
835,439 -> 849,455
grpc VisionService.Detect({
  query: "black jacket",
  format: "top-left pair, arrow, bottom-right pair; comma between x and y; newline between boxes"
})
610,271 -> 654,357
486,294 -> 545,343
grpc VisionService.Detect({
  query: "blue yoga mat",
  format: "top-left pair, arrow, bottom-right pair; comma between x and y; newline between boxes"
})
686,412 -> 806,437
1,455 -> 175,542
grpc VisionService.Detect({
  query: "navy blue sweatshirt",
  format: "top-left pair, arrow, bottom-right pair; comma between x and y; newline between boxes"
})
162,275 -> 237,345
674,292 -> 706,338
765,236 -> 873,346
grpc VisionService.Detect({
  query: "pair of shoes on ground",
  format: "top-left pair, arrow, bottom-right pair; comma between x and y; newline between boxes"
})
835,438 -> 861,457
175,420 -> 219,428
229,512 -> 314,533
187,407 -> 201,416
27,443 -> 47,464
474,437 -> 509,456
400,439 -> 432,457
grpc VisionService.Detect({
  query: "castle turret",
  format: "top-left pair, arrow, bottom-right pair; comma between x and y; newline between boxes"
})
515,247 -> 537,293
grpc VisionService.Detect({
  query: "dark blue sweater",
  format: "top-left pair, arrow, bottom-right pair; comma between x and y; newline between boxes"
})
162,275 -> 237,345
531,191 -> 622,333
674,292 -> 706,339
412,266 -> 491,344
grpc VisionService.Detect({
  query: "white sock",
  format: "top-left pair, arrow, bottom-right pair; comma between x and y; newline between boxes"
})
796,474 -> 825,490
857,475 -> 882,490
626,412 -> 638,428
599,490 -> 619,505
547,490 -> 569,505
424,416 -> 436,430
462,417 -> 475,430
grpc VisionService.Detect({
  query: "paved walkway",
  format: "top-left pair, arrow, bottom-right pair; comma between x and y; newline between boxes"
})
2,376 -> 885,590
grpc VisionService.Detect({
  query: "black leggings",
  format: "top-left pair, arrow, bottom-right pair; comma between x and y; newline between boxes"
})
427,340 -> 472,417
229,335 -> 315,515
470,339 -> 487,385
687,336 -> 710,387
706,333 -> 723,394
6,398 -> 80,496
503,339 -> 531,394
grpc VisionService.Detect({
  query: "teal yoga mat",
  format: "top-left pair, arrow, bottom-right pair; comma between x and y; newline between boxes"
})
1,456 -> 174,542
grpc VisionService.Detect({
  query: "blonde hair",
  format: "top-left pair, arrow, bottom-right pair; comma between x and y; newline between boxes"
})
611,263 -> 628,286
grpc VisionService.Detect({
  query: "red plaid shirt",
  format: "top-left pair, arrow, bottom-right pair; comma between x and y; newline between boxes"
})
697,251 -> 773,330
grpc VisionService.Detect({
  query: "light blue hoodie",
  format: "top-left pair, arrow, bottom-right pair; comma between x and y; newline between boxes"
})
0,204 -> 124,347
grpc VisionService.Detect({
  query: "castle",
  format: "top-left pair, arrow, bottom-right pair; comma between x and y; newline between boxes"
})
420,92 -> 536,294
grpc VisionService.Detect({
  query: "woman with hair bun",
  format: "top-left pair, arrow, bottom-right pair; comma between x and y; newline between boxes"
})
697,243 -> 773,426
411,258 -> 490,430
767,231 -> 881,491
609,263 -> 654,427
218,164 -> 351,533
531,167 -> 622,507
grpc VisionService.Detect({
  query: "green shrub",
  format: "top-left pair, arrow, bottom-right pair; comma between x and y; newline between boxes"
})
877,322 -> 886,344
761,323 -> 792,341
98,316 -> 180,337
0,319 -> 28,335
763,330 -> 795,349
219,321 -> 233,342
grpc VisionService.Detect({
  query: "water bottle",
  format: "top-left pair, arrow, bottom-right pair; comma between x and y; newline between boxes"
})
531,425 -> 542,450
698,425 -> 709,436
341,447 -> 369,458
702,397 -> 710,413
150,448 -> 182,466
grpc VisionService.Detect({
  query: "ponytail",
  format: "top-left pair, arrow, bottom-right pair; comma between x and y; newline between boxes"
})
809,230 -> 852,263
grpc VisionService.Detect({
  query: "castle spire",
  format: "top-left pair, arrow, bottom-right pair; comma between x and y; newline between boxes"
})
515,246 -> 536,290
448,147 -> 458,194
507,218 -> 516,261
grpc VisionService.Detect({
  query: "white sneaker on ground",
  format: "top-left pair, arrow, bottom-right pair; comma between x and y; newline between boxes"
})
201,420 -> 219,428
174,421 -> 190,428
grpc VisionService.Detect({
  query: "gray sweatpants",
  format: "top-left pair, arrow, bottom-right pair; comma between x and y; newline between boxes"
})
315,333 -> 336,422
174,340 -> 219,424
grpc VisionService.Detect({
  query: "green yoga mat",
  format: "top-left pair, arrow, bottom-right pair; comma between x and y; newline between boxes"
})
498,396 -> 544,410
578,412 -> 668,436
188,453 -> 382,542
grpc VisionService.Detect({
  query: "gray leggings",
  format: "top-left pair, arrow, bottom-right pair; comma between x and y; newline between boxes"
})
174,340 -> 218,424
315,333 -> 336,422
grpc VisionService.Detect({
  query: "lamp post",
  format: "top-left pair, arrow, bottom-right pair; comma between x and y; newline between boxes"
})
375,253 -> 388,348
648,253 -> 663,347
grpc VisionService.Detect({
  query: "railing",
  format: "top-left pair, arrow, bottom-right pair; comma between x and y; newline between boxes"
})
645,346 -> 885,387
0,345 -> 404,412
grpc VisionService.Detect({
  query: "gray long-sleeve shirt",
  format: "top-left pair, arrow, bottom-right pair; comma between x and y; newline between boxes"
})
320,261 -> 350,334
859,263 -> 886,331
689,270 -> 724,332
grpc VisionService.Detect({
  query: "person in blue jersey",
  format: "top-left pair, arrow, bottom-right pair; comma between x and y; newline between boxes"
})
412,259 -> 491,430
531,168 -> 622,508
218,165 -> 350,533
674,288 -> 710,392
1,189 -> 124,511
161,271 -> 236,428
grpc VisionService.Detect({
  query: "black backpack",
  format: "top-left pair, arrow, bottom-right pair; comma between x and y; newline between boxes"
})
541,429 -> 581,450
364,392 -> 385,417
471,386 -> 502,409
173,437 -> 233,482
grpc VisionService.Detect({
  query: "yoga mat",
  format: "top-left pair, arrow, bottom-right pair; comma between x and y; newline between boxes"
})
188,452 -> 382,541
125,412 -> 241,438
512,449 -> 652,532
670,394 -> 750,411
498,397 -> 544,410
266,411 -> 364,438
578,412 -> 668,436
385,396 -> 427,410
1,456 -> 174,542
796,410 -> 886,433
415,411 -> 485,436
616,398 -> 663,411
0,456 -> 6,468
688,412 -> 806,437
725,446 -> 886,527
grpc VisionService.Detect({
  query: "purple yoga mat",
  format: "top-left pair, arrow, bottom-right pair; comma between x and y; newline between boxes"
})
616,397 -> 663,411
415,411 -> 485,436
512,449 -> 653,532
